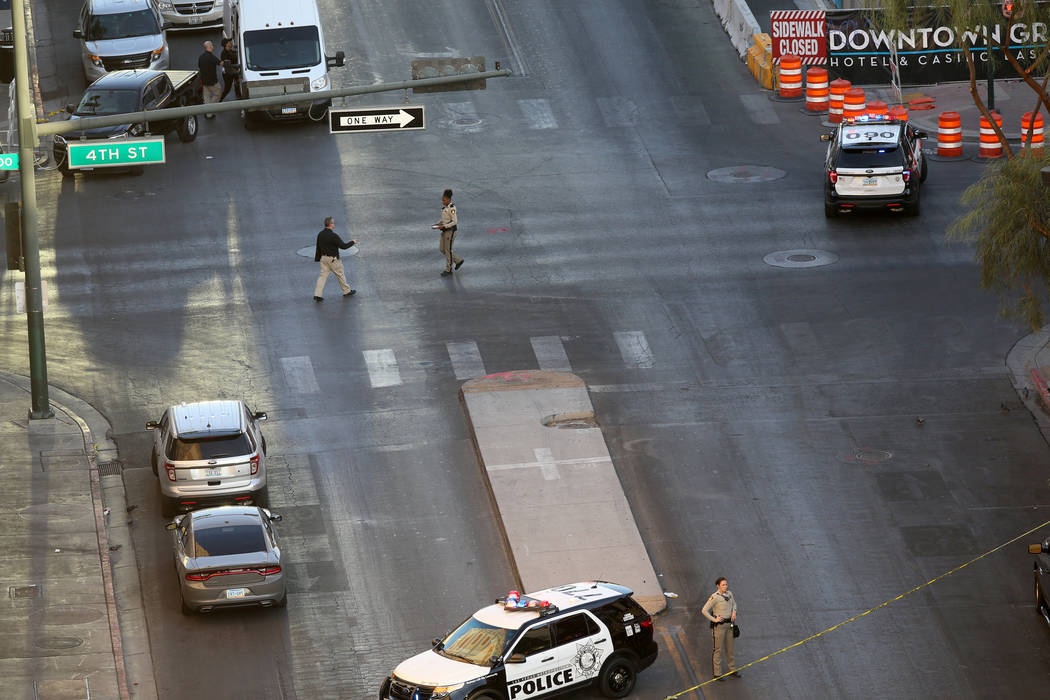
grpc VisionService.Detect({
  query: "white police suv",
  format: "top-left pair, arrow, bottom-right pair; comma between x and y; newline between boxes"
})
822,116 -> 928,218
379,582 -> 658,700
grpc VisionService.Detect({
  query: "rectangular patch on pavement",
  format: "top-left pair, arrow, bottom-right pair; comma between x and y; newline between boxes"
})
280,356 -> 321,394
363,349 -> 402,387
530,336 -> 571,372
614,331 -> 655,368
739,93 -> 780,125
446,341 -> 487,380
519,98 -> 558,129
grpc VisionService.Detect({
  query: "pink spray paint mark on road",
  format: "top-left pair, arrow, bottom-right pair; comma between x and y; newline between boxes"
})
487,228 -> 509,234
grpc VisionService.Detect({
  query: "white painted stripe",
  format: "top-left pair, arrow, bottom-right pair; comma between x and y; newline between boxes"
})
519,98 -> 558,129
597,96 -> 638,127
739,93 -> 780,125
446,341 -> 487,380
363,349 -> 402,387
534,447 -> 560,481
530,336 -> 571,371
280,356 -> 321,394
486,454 -> 610,472
614,331 -> 655,369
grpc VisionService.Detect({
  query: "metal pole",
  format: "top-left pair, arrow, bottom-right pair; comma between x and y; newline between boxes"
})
10,0 -> 51,419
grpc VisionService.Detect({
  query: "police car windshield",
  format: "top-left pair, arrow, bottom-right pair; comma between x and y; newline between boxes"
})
836,147 -> 903,169
438,616 -> 514,666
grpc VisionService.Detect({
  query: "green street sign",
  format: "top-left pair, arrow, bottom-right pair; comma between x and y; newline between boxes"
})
0,153 -> 18,170
67,137 -> 165,169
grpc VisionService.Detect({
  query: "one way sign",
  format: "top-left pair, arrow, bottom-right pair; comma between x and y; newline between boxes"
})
329,106 -> 425,134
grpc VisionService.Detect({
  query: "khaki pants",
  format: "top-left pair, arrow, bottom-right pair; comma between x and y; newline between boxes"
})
712,623 -> 735,676
202,83 -> 221,115
315,255 -> 351,297
440,228 -> 462,272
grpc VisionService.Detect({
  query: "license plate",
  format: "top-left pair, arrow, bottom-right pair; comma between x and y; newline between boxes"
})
226,588 -> 248,599
189,15 -> 202,24
862,177 -> 878,186
281,106 -> 297,115
204,467 -> 223,478
0,30 -> 12,43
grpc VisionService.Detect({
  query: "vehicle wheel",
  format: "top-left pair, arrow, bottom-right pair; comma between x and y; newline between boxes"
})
254,486 -> 270,509
274,592 -> 287,608
180,593 -> 194,616
161,494 -> 179,518
466,692 -> 502,700
1037,573 -> 1044,614
178,114 -> 198,143
919,158 -> 928,183
262,436 -> 267,454
129,165 -> 144,176
243,111 -> 258,131
906,191 -> 921,217
824,201 -> 837,218
151,447 -> 158,476
598,656 -> 637,699
56,151 -> 72,178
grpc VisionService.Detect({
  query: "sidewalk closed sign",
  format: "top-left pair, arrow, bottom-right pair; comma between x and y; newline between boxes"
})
770,10 -> 827,65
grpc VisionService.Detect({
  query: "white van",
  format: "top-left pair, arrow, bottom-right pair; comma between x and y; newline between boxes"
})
223,0 -> 344,129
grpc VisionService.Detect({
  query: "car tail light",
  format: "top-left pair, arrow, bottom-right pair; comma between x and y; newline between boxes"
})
165,463 -> 176,482
250,455 -> 260,475
827,170 -> 838,184
257,566 -> 281,576
640,619 -> 653,629
901,170 -> 911,182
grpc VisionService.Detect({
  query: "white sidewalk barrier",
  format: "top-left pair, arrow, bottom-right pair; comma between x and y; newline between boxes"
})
712,0 -> 762,59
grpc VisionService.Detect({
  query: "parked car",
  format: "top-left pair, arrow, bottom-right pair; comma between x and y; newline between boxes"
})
155,0 -> 223,30
380,582 -> 658,700
146,400 -> 268,517
167,505 -> 285,614
74,0 -> 170,83
1030,539 -> 1050,628
53,69 -> 200,176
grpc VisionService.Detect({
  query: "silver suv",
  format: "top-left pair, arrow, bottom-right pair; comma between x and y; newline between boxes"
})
74,0 -> 170,82
147,400 -> 268,517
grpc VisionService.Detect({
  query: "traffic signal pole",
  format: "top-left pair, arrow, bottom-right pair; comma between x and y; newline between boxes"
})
11,0 -> 52,419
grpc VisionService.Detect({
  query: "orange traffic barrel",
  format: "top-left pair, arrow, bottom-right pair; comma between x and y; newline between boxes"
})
936,111 -> 962,157
1022,111 -> 1045,156
828,79 -> 851,123
778,55 -> 803,99
804,67 -> 829,112
842,88 -> 866,120
978,112 -> 1003,158
888,105 -> 908,121
867,100 -> 887,118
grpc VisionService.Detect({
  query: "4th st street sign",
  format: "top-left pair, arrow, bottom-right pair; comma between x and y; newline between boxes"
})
329,106 -> 425,134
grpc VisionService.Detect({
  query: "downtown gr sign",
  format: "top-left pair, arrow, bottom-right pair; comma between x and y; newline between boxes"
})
827,8 -> 1050,85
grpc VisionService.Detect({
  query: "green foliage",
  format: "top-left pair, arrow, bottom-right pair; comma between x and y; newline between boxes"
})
948,155 -> 1050,329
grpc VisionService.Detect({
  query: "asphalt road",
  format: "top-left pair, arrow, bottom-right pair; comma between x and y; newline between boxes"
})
0,0 -> 1049,698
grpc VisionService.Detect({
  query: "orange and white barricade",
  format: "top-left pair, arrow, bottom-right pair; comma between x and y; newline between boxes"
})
828,79 -> 851,123
887,105 -> 908,122
936,112 -> 962,157
842,88 -> 866,120
778,55 -> 803,99
866,100 -> 887,118
804,67 -> 829,112
978,112 -> 1003,158
1022,111 -> 1045,156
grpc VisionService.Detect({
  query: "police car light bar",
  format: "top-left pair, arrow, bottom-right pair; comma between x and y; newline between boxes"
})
497,590 -> 560,615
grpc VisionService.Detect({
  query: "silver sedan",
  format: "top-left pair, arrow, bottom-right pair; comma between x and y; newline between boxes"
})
167,505 -> 286,614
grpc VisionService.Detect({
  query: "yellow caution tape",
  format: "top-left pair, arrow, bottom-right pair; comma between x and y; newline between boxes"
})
663,517 -> 1050,698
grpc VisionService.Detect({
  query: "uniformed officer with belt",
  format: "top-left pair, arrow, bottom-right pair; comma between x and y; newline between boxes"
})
435,188 -> 464,277
701,576 -> 740,680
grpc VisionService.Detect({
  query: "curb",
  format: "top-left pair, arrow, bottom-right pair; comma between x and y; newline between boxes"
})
1005,327 -> 1050,444
0,372 -> 157,700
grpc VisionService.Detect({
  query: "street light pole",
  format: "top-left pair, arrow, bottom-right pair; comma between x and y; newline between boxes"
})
10,0 -> 52,419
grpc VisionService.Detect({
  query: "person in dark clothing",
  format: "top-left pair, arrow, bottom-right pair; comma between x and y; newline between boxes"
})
219,38 -> 238,101
313,216 -> 357,301
197,41 -> 222,118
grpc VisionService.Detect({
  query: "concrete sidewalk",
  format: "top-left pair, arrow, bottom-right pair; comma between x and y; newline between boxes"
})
0,372 -> 154,700
1007,328 -> 1050,442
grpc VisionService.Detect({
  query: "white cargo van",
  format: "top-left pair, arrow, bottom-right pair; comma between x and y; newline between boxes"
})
223,0 -> 344,129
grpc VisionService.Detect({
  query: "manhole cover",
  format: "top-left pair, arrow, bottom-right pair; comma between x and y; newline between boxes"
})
30,606 -> 104,625
763,249 -> 838,268
707,165 -> 787,183
10,584 -> 40,599
840,448 -> 894,465
296,245 -> 358,258
454,117 -> 482,126
34,636 -> 83,650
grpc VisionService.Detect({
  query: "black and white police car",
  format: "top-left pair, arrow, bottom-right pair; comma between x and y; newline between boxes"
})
822,116 -> 928,218
379,582 -> 658,700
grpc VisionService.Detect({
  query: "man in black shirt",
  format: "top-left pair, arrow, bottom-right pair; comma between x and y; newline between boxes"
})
198,41 -> 222,119
313,217 -> 357,301
219,38 -> 238,101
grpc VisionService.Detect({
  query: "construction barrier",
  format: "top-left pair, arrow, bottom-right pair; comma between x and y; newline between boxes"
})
778,55 -> 802,99
804,67 -> 829,112
888,105 -> 908,121
747,33 -> 774,89
1022,111 -> 1045,156
713,0 -> 763,59
866,99 -> 887,118
828,79 -> 851,124
978,112 -> 1003,158
842,88 -> 866,120
937,112 -> 962,157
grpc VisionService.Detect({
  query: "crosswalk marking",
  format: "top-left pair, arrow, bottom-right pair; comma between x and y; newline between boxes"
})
519,98 -> 558,129
362,349 -> 402,387
597,96 -> 638,127
739,93 -> 780,125
530,335 -> 571,372
446,341 -> 487,380
280,356 -> 321,394
614,331 -> 655,369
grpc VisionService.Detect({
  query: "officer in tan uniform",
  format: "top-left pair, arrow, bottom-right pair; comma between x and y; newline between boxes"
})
434,188 -> 463,276
701,576 -> 740,680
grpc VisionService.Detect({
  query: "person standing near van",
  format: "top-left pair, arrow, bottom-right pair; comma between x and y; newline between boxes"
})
313,217 -> 356,301
701,577 -> 740,680
434,188 -> 463,277
198,41 -> 222,118
219,38 -> 239,101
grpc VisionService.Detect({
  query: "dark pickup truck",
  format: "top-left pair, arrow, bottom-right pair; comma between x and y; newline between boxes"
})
54,68 -> 202,176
